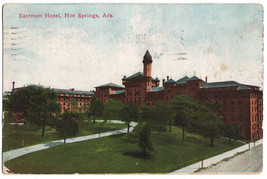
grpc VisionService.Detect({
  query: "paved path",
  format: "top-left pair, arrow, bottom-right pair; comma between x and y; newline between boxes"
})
170,139 -> 263,174
196,144 -> 263,173
3,120 -> 137,163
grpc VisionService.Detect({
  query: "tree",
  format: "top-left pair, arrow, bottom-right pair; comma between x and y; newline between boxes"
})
139,102 -> 172,132
139,123 -> 153,154
138,105 -> 154,124
103,100 -> 123,124
89,96 -> 104,124
104,99 -> 123,119
225,123 -> 244,143
57,111 -> 78,145
167,95 -> 201,142
68,98 -> 78,113
118,102 -> 138,133
6,86 -> 60,138
204,101 -> 223,114
192,106 -> 225,147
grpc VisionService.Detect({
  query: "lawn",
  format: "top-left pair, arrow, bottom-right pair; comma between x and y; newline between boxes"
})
4,126 -> 244,174
2,120 -> 126,152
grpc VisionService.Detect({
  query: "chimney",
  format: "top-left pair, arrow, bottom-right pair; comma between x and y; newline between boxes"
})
167,76 -> 169,80
12,81 -> 15,91
205,76 -> 207,83
162,79 -> 165,84
70,88 -> 75,92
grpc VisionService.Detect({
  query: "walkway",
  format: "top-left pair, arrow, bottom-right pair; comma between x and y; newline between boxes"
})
197,144 -> 263,173
3,120 -> 137,163
170,139 -> 263,174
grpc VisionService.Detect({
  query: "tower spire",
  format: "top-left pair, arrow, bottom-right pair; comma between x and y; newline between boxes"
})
143,50 -> 153,77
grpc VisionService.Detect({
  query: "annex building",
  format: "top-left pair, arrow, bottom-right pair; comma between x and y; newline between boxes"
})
11,82 -> 94,114
95,50 -> 263,141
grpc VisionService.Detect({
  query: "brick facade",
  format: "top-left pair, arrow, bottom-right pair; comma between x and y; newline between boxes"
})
95,50 -> 263,141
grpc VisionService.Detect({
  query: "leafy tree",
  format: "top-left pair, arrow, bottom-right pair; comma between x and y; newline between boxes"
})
6,86 -> 60,138
139,102 -> 172,132
139,123 -> 153,154
138,105 -> 154,123
89,96 -> 104,124
167,95 -> 201,142
102,107 -> 112,120
118,102 -> 138,133
68,98 -> 78,113
57,111 -> 78,145
104,99 -> 123,119
192,106 -> 225,147
225,123 -> 244,143
204,101 -> 223,113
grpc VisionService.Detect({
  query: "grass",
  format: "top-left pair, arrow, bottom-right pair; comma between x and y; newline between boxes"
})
4,126 -> 243,174
2,119 -> 126,152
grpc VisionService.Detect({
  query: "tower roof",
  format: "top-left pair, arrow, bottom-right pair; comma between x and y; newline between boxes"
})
176,76 -> 190,84
165,79 -> 176,84
188,76 -> 202,81
143,50 -> 152,63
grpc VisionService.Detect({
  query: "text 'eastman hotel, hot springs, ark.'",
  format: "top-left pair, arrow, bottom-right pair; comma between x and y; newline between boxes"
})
95,50 -> 263,141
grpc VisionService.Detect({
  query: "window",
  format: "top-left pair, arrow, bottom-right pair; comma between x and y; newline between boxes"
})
231,100 -> 234,104
231,107 -> 234,112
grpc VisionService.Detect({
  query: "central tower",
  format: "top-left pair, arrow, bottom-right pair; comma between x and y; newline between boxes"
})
143,50 -> 153,77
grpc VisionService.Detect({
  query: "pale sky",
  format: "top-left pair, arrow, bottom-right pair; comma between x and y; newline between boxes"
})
3,4 -> 264,92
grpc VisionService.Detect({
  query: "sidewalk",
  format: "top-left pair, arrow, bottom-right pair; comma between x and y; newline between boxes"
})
170,139 -> 263,174
3,121 -> 137,163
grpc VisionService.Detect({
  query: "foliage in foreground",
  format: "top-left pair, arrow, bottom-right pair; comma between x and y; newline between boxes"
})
139,123 -> 153,154
5,86 -> 60,138
56,111 -> 78,145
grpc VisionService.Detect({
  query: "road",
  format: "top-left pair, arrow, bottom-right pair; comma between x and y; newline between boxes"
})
197,144 -> 263,174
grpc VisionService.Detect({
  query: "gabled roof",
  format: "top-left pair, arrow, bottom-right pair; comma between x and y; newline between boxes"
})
188,76 -> 202,81
164,79 -> 176,84
125,72 -> 144,79
201,80 -> 257,91
201,81 -> 240,89
95,83 -> 124,89
176,76 -> 189,84
151,86 -> 164,92
236,85 -> 251,90
110,89 -> 125,95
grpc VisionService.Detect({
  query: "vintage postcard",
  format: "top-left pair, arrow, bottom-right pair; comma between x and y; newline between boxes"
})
2,3 -> 264,174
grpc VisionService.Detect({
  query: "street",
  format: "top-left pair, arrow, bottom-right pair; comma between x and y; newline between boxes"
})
197,144 -> 263,173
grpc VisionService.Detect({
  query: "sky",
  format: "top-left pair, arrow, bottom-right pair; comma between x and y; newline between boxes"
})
3,4 -> 264,92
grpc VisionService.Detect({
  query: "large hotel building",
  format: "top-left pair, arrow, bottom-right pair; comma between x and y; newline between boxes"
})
8,50 -> 263,141
95,50 -> 263,141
